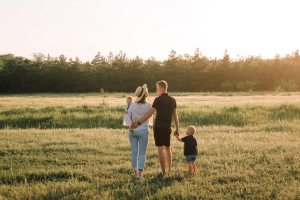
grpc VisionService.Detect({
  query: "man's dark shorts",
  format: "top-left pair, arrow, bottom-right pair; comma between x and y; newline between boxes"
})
154,127 -> 171,147
154,128 -> 171,147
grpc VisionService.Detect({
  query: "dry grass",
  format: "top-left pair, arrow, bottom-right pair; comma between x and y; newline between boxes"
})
1,93 -> 300,199
0,127 -> 299,199
1,92 -> 300,108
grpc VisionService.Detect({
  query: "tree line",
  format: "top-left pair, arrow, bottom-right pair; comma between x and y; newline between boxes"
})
0,49 -> 299,93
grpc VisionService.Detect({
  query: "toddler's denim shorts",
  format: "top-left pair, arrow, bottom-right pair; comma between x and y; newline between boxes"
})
185,155 -> 197,163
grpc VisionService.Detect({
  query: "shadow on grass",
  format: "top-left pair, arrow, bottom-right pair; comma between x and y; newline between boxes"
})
99,168 -> 185,200
38,185 -> 91,200
0,147 -> 106,156
211,174 -> 247,185
0,171 -> 91,184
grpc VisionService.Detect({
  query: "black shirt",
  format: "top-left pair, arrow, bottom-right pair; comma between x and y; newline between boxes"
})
181,135 -> 198,156
152,93 -> 177,129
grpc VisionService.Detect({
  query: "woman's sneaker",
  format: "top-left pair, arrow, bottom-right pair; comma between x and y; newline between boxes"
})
135,174 -> 144,179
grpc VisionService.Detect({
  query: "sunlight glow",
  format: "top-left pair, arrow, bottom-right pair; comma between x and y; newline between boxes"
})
0,0 -> 300,61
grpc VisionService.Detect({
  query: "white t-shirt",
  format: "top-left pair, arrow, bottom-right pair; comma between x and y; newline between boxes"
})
124,102 -> 153,131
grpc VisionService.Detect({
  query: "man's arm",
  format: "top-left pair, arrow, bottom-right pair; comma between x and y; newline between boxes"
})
130,107 -> 156,129
173,108 -> 179,135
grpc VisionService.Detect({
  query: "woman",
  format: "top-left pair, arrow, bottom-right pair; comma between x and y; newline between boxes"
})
126,84 -> 153,179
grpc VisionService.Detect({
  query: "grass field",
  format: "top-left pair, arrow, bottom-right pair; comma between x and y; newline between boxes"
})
1,93 -> 300,199
1,92 -> 300,108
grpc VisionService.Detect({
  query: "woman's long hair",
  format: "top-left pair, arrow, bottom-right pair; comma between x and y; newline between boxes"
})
137,94 -> 147,104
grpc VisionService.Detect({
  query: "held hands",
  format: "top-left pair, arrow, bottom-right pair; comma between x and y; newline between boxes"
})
173,129 -> 179,136
174,130 -> 181,141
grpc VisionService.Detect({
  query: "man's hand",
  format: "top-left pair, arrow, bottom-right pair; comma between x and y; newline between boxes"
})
130,122 -> 139,129
174,132 -> 181,141
173,129 -> 179,136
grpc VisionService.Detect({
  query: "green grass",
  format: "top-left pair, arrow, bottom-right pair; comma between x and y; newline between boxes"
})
1,91 -> 299,97
0,128 -> 300,199
1,94 -> 300,199
1,104 -> 300,129
0,105 -> 123,129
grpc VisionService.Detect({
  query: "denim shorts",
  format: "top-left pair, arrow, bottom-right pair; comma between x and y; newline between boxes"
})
185,155 -> 197,163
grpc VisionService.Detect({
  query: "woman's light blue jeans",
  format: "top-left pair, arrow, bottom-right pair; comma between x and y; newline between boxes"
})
128,129 -> 149,170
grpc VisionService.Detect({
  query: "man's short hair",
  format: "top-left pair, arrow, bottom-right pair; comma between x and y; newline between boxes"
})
156,80 -> 168,90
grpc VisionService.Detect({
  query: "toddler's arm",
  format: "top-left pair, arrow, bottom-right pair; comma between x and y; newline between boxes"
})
175,134 -> 182,142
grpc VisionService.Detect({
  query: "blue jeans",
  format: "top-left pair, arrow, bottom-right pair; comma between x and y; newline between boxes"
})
128,129 -> 149,170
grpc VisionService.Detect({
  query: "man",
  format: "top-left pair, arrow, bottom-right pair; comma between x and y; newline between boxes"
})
131,80 -> 179,175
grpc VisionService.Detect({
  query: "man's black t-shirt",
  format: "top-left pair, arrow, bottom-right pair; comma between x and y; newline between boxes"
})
181,135 -> 198,156
152,93 -> 176,130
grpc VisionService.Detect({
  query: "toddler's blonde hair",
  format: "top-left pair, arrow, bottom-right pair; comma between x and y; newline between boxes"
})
187,126 -> 196,135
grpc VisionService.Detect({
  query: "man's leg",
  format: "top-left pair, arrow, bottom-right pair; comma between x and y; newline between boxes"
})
157,146 -> 165,173
165,146 -> 172,172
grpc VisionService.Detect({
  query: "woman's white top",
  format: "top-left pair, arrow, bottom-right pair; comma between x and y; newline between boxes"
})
124,102 -> 153,131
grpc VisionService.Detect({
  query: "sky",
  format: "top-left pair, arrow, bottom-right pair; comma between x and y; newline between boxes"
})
1,0 -> 300,61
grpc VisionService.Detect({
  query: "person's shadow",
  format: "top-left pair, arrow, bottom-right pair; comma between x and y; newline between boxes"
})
102,168 -> 186,200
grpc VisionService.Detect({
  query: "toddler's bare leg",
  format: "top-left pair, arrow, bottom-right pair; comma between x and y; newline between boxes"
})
188,162 -> 193,174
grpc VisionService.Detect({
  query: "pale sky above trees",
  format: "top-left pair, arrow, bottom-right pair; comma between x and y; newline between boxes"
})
1,0 -> 300,61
